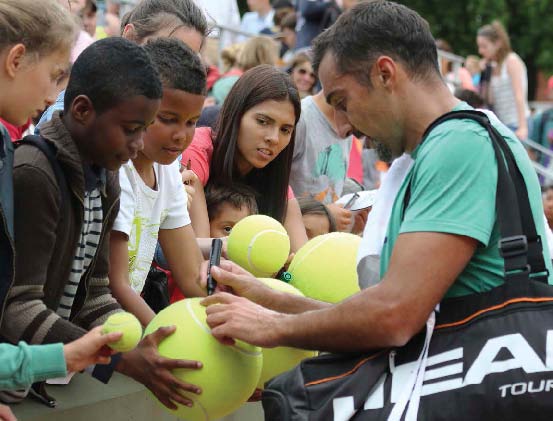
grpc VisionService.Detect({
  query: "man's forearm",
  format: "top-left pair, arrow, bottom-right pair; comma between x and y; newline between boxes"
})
259,289 -> 331,314
272,286 -> 415,352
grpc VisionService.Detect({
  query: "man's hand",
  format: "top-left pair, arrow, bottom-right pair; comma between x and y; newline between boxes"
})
202,293 -> 284,348
327,203 -> 353,232
116,326 -> 202,410
63,326 -> 122,372
200,260 -> 276,306
0,405 -> 16,421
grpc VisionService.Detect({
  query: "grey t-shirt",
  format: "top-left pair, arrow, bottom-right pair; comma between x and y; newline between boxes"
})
290,95 -> 352,204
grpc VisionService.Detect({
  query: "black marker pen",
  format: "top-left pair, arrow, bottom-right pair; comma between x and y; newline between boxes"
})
207,238 -> 223,296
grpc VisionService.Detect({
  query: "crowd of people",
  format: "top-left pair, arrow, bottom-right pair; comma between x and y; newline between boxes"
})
0,0 -> 553,420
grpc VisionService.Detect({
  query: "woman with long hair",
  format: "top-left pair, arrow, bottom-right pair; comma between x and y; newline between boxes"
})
477,21 -> 530,140
183,64 -> 308,251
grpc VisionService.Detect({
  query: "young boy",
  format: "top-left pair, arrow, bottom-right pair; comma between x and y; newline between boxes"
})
109,38 -> 207,326
205,183 -> 259,238
169,182 -> 258,303
0,38 -> 202,410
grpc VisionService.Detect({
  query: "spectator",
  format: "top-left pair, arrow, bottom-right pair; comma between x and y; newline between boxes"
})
182,65 -> 308,251
37,0 -> 209,130
454,88 -> 485,109
205,183 -> 259,238
543,186 -> 553,230
195,0 -> 241,66
298,197 -> 337,239
109,38 -> 207,327
288,52 -> 317,98
477,20 -> 530,140
290,90 -> 353,230
295,0 -> 341,50
239,0 -> 275,41
435,38 -> 475,92
465,54 -> 482,88
212,36 -> 279,104
278,12 -> 297,63
81,0 -> 98,38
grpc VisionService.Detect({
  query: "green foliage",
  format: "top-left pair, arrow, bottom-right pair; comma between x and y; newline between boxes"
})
400,0 -> 553,97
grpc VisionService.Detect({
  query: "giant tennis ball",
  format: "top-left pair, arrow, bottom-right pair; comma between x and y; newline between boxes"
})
101,312 -> 142,352
144,298 -> 263,420
227,215 -> 290,277
288,232 -> 361,303
257,278 -> 317,388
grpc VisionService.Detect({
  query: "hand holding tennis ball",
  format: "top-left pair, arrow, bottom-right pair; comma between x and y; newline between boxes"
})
101,312 -> 143,352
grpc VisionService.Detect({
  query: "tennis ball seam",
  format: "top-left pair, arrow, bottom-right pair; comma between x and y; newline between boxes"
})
289,235 -> 330,272
247,229 -> 289,274
185,300 -> 262,358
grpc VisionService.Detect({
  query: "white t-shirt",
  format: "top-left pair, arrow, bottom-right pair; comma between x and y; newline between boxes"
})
113,160 -> 190,293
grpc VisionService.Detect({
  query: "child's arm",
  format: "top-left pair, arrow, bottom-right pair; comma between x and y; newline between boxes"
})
185,173 -> 211,237
284,197 -> 309,252
0,342 -> 67,390
108,231 -> 156,326
158,225 -> 205,297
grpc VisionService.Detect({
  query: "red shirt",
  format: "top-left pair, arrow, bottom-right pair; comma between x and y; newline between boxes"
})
0,118 -> 31,141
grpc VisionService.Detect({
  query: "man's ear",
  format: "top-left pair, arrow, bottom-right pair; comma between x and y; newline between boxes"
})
374,56 -> 397,88
122,23 -> 136,41
70,95 -> 96,125
4,44 -> 27,79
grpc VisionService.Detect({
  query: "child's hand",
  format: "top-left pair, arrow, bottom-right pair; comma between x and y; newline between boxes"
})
180,169 -> 199,209
0,404 -> 16,421
352,208 -> 370,235
327,203 -> 353,232
116,326 -> 202,410
63,326 -> 122,372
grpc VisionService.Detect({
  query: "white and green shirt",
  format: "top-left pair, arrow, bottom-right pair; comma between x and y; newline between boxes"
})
113,160 -> 190,293
380,103 -> 553,298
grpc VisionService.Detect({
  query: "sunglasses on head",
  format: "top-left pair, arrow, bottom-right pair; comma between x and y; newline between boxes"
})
297,68 -> 316,79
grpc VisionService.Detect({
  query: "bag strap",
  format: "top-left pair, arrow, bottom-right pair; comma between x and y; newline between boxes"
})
402,110 -> 546,282
15,135 -> 70,209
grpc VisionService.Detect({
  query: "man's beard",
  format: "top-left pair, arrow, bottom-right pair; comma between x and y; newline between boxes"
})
373,140 -> 394,163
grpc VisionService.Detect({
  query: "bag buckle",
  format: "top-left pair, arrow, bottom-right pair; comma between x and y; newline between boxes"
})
498,235 -> 528,258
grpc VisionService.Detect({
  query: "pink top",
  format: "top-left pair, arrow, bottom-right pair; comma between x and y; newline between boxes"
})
346,136 -> 364,184
182,127 -> 295,199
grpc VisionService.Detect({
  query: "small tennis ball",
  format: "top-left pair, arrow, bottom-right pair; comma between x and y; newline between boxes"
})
101,312 -> 142,352
144,298 -> 263,420
257,278 -> 317,388
288,232 -> 361,303
227,215 -> 290,277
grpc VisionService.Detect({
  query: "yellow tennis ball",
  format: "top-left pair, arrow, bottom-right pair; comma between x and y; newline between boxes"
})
227,215 -> 290,277
288,232 -> 361,303
257,278 -> 317,388
101,312 -> 142,353
144,298 -> 263,420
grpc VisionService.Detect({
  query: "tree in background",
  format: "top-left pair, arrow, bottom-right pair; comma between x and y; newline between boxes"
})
380,0 -> 553,99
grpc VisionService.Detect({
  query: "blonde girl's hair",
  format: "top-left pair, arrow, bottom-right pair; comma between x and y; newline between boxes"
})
477,20 -> 512,65
221,44 -> 243,73
0,0 -> 77,58
237,36 -> 279,71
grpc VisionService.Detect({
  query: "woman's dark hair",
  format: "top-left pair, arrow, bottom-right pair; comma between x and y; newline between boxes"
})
121,0 -> 208,44
210,65 -> 301,223
297,197 -> 337,233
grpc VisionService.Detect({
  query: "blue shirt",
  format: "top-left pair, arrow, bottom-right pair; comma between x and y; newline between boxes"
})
36,90 -> 65,133
239,9 -> 275,41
